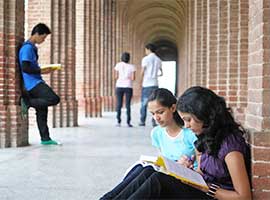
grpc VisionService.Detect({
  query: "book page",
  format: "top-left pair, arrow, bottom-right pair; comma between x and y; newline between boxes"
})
163,157 -> 208,188
40,64 -> 61,70
139,155 -> 157,163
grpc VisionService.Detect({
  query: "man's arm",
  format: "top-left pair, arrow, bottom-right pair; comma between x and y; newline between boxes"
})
158,62 -> 163,77
22,61 -> 41,74
158,67 -> 163,77
114,70 -> 119,80
139,67 -> 145,85
131,71 -> 136,81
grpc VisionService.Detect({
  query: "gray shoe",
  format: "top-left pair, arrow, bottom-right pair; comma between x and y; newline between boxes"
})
138,122 -> 145,126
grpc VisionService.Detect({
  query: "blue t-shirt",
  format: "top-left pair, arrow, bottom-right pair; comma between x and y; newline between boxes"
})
19,41 -> 43,91
151,126 -> 197,167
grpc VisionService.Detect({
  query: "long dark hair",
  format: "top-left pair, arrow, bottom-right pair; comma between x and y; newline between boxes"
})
176,86 -> 246,156
148,88 -> 184,127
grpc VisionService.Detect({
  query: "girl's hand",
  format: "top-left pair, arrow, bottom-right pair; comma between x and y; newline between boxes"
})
177,155 -> 195,169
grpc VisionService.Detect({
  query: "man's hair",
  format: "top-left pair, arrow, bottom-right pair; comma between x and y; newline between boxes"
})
145,43 -> 157,53
121,52 -> 130,63
31,23 -> 51,36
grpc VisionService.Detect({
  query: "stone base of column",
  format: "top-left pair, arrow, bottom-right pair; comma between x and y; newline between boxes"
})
102,96 -> 115,112
53,100 -> 78,128
85,97 -> 102,118
0,105 -> 29,148
249,130 -> 270,200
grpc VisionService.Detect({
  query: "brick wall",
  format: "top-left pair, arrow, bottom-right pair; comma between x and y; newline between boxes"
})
177,0 -> 270,198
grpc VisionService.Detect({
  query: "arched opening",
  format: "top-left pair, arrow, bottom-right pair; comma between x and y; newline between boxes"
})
154,40 -> 178,95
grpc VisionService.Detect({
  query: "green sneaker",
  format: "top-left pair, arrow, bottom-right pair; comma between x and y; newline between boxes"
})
41,140 -> 59,145
20,97 -> 29,120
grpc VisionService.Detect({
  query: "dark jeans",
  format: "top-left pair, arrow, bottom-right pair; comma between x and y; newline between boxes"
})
140,86 -> 158,125
113,168 -> 213,200
115,87 -> 133,124
100,164 -> 152,199
28,82 -> 60,141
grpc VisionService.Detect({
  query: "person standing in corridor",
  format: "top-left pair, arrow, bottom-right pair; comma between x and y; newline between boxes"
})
19,23 -> 60,145
139,43 -> 163,127
114,52 -> 136,127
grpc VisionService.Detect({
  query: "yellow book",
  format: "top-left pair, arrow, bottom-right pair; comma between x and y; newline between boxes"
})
158,156 -> 209,190
40,64 -> 62,71
141,155 -> 209,190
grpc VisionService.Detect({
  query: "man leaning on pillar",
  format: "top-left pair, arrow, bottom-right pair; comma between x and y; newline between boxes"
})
18,23 -> 60,145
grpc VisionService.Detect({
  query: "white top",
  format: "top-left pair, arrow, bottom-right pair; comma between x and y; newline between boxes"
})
115,62 -> 135,88
141,53 -> 162,87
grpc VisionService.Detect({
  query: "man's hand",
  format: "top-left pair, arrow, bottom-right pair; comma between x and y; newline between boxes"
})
41,68 -> 56,74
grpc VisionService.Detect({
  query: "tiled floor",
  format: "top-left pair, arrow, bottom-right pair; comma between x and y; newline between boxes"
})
0,104 -> 156,200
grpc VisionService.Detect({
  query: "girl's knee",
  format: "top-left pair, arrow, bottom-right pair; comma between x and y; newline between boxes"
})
141,167 -> 155,176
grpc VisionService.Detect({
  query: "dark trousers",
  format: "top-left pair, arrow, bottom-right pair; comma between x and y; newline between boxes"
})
100,164 -> 151,199
113,168 -> 213,200
28,82 -> 60,141
115,87 -> 133,124
140,86 -> 158,125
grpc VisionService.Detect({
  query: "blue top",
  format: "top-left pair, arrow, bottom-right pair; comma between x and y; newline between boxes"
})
200,133 -> 250,190
19,40 -> 43,91
151,126 -> 198,168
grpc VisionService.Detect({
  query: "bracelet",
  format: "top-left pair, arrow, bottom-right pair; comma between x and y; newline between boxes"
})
206,183 -> 220,198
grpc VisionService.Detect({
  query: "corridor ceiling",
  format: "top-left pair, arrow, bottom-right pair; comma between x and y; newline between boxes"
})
120,0 -> 185,60
124,0 -> 185,43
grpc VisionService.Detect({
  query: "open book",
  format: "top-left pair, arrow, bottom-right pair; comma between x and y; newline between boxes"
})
40,64 -> 61,71
141,155 -> 208,190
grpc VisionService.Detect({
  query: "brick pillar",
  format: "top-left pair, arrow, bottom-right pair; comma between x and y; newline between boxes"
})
227,0 -> 239,106
0,0 -> 28,147
217,0 -> 228,97
96,0 -> 102,117
235,0 -> 248,123
108,0 -> 114,112
191,0 -> 197,85
88,0 -> 102,117
102,0 -> 108,111
188,0 -> 194,86
75,0 -> 86,115
248,0 -> 270,199
206,0 -> 218,90
201,0 -> 207,86
195,0 -> 202,85
100,0 -> 105,112
178,1 -> 189,93
83,0 -> 92,118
